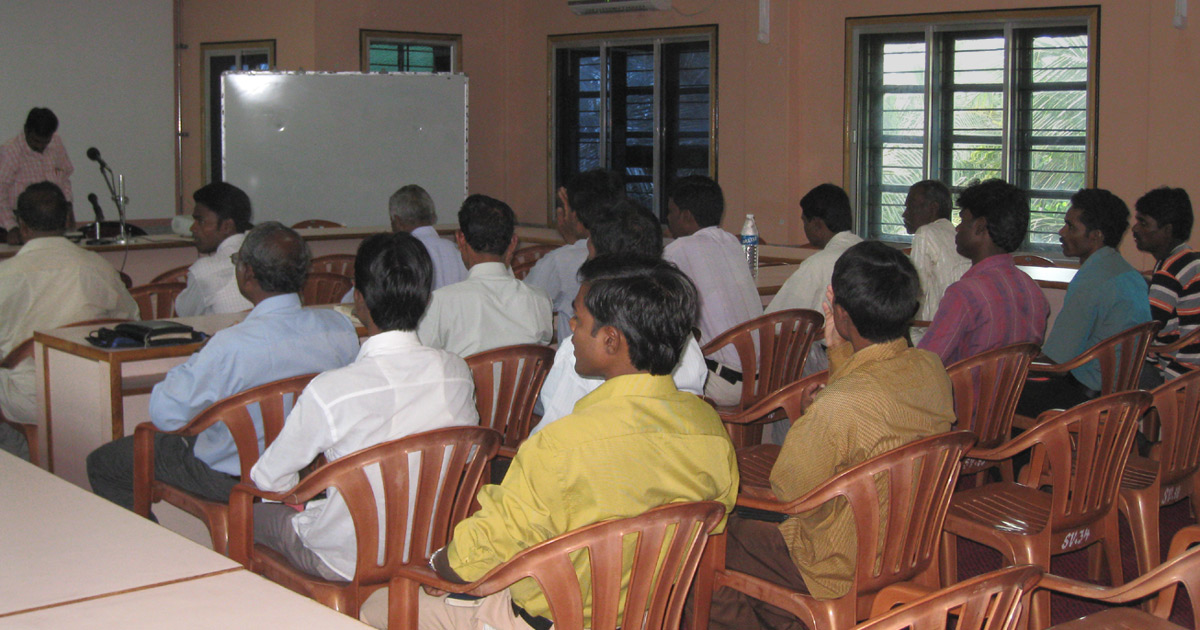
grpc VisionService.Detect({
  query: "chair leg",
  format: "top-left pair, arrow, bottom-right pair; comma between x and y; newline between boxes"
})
938,530 -> 958,588
1007,541 -> 1051,630
1119,491 -> 1160,578
688,533 -> 725,630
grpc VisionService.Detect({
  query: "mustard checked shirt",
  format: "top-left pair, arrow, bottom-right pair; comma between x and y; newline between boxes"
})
446,373 -> 739,621
770,339 -> 955,600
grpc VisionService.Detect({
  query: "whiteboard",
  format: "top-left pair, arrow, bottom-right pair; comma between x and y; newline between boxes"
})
222,72 -> 468,227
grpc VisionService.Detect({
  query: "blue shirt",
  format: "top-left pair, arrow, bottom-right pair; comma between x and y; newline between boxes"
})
149,293 -> 360,474
1043,246 -> 1150,390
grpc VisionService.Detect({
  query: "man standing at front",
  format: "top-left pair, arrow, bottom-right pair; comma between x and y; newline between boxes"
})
0,182 -> 139,459
175,182 -> 254,316
87,222 -> 359,512
903,179 -> 970,323
417,194 -> 553,357
663,175 -> 762,406
0,108 -> 73,244
709,242 -> 955,630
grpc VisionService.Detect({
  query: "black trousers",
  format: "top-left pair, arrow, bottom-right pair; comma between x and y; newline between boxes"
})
86,433 -> 239,515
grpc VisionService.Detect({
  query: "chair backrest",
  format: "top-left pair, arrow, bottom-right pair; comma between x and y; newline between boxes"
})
797,431 -> 976,598
1149,369 -> 1200,488
310,253 -> 356,279
701,309 -> 824,409
1024,390 -> 1152,532
946,343 -> 1039,449
301,272 -> 354,306
151,264 -> 191,284
291,219 -> 344,229
1078,320 -> 1161,396
465,344 -> 556,450
201,373 -> 317,476
1012,254 -> 1058,268
850,565 -> 1040,630
301,426 -> 501,584
129,281 -> 187,320
511,244 -> 557,280
466,501 -> 726,630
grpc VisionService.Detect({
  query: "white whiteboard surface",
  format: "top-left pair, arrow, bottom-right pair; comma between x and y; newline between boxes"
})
222,72 -> 468,227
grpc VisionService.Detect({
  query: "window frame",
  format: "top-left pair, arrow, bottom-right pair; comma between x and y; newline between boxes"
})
359,30 -> 462,73
844,7 -> 1099,252
547,25 -> 718,223
200,39 -> 275,185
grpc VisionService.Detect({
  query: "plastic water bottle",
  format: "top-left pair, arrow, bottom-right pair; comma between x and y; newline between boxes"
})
740,214 -> 759,279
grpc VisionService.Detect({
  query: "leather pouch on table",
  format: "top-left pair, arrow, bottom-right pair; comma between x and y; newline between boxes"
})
85,321 -> 208,348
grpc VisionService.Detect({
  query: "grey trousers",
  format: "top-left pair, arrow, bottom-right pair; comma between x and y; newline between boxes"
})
86,433 -> 240,515
253,502 -> 346,582
0,422 -> 30,461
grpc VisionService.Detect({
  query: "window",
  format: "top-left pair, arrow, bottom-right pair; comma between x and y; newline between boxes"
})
201,40 -> 274,184
847,8 -> 1097,249
551,27 -> 716,220
360,30 -> 460,73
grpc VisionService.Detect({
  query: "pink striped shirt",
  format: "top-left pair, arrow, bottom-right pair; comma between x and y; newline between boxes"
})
0,132 -> 73,229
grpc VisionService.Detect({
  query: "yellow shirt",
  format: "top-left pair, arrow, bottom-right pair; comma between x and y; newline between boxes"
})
769,339 -> 954,600
447,373 -> 739,620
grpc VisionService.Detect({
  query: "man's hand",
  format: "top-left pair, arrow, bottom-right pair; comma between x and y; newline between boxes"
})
798,378 -> 825,412
822,285 -> 845,350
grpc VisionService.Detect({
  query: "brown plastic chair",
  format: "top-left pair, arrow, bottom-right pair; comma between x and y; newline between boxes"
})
132,373 -> 317,554
725,370 -> 829,492
464,344 -> 556,458
700,309 -> 825,448
510,244 -> 557,280
310,253 -> 356,279
291,219 -> 344,229
692,431 -> 977,630
151,264 -> 191,284
388,501 -> 727,630
939,390 -> 1153,630
301,272 -> 354,306
1145,326 -> 1200,379
849,565 -> 1041,630
1012,254 -> 1059,268
228,426 -> 501,616
129,281 -> 187,320
1119,368 -> 1200,577
946,343 -> 1040,485
1039,525 -> 1200,629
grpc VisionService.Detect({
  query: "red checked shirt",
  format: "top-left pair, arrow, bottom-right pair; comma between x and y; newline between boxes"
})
0,132 -> 73,229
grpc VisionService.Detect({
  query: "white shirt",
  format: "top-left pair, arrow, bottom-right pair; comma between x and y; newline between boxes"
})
417,261 -> 553,358
530,333 -> 708,435
249,330 -> 478,579
909,218 -> 970,321
0,236 -> 139,424
663,226 -> 763,370
524,239 -> 589,342
411,225 -> 468,291
767,231 -> 864,314
175,232 -> 252,317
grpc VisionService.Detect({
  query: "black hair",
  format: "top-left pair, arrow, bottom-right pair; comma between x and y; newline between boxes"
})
912,180 -> 952,219
354,232 -> 433,331
1135,187 -> 1193,242
458,194 -> 515,256
193,182 -> 253,232
239,221 -> 311,293
831,241 -> 921,343
15,181 -> 68,232
564,169 -> 625,230
668,175 -> 724,228
24,108 -> 58,137
577,256 -> 698,375
800,183 -> 853,233
1071,188 -> 1130,249
956,179 -> 1029,253
588,199 -> 663,259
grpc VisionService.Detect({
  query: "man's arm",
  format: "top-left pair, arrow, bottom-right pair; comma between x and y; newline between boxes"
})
1040,283 -> 1097,364
173,266 -> 206,318
916,282 -> 972,363
0,144 -> 19,230
249,388 -> 332,491
147,338 -> 232,431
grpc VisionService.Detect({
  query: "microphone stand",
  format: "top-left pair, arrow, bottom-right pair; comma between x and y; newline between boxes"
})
95,161 -> 130,245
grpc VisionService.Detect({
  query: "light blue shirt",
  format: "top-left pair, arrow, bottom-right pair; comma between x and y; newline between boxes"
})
1043,246 -> 1150,390
149,293 -> 360,475
523,239 -> 589,342
412,225 -> 468,291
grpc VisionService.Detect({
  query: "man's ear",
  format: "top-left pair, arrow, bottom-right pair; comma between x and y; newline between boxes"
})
455,230 -> 467,251
217,217 -> 238,238
503,234 -> 519,265
601,324 -> 625,356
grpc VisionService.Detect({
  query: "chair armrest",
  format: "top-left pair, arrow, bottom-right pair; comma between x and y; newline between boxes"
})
1148,327 -> 1200,356
1038,546 -> 1200,618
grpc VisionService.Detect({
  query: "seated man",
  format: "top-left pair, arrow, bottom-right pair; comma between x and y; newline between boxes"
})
525,168 -> 624,342
918,179 -> 1049,366
710,241 -> 955,630
532,200 -> 708,433
903,179 -> 970,324
0,182 -> 139,459
249,232 -> 478,582
388,184 -> 467,290
359,256 -> 739,630
417,194 -> 553,357
1017,188 -> 1151,416
1132,186 -> 1200,387
175,182 -> 254,316
663,175 -> 762,406
87,222 -> 360,512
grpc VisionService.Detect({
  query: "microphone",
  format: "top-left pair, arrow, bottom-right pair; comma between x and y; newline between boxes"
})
87,193 -> 106,222
86,147 -> 108,170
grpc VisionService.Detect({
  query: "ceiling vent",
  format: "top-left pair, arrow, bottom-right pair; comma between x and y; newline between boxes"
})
568,0 -> 672,15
